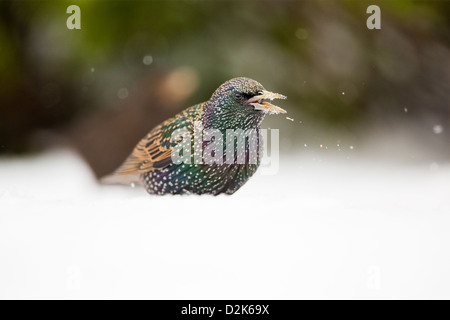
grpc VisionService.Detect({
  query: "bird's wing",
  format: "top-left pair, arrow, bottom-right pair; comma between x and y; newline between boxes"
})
113,124 -> 175,176
113,103 -> 204,176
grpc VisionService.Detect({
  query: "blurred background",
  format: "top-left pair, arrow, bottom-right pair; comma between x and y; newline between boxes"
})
1,0 -> 450,300
0,0 -> 449,177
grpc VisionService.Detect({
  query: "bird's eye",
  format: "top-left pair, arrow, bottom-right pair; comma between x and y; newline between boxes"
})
235,93 -> 243,100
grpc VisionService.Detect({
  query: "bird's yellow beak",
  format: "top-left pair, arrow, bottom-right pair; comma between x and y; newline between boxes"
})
247,90 -> 287,114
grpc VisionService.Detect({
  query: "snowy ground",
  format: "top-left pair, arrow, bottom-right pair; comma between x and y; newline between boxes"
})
1,149 -> 450,299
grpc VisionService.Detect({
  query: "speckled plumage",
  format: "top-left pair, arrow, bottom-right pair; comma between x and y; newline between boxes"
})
109,77 -> 286,195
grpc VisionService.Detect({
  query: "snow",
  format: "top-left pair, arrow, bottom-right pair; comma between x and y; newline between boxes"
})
117,88 -> 129,100
433,125 -> 444,135
143,55 -> 153,66
1,149 -> 450,299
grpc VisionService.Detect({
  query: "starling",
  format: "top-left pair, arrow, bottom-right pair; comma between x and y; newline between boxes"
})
103,77 -> 287,195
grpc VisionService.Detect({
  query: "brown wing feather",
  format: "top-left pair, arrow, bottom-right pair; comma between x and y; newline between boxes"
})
113,125 -> 172,176
111,103 -> 205,179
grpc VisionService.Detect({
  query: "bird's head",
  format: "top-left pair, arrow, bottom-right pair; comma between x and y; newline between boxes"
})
209,77 -> 287,115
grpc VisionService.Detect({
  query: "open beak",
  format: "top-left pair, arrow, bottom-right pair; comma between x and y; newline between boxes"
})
247,90 -> 287,114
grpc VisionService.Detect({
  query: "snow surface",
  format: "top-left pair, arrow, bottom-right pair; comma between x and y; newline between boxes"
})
1,149 -> 450,299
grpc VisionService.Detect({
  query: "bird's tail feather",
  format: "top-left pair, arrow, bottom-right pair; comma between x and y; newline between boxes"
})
100,154 -> 142,185
113,154 -> 141,176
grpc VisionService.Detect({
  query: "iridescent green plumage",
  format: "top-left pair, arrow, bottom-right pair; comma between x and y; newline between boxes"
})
108,77 -> 286,195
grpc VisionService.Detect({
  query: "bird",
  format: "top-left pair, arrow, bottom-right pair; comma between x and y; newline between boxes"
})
102,77 -> 287,195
